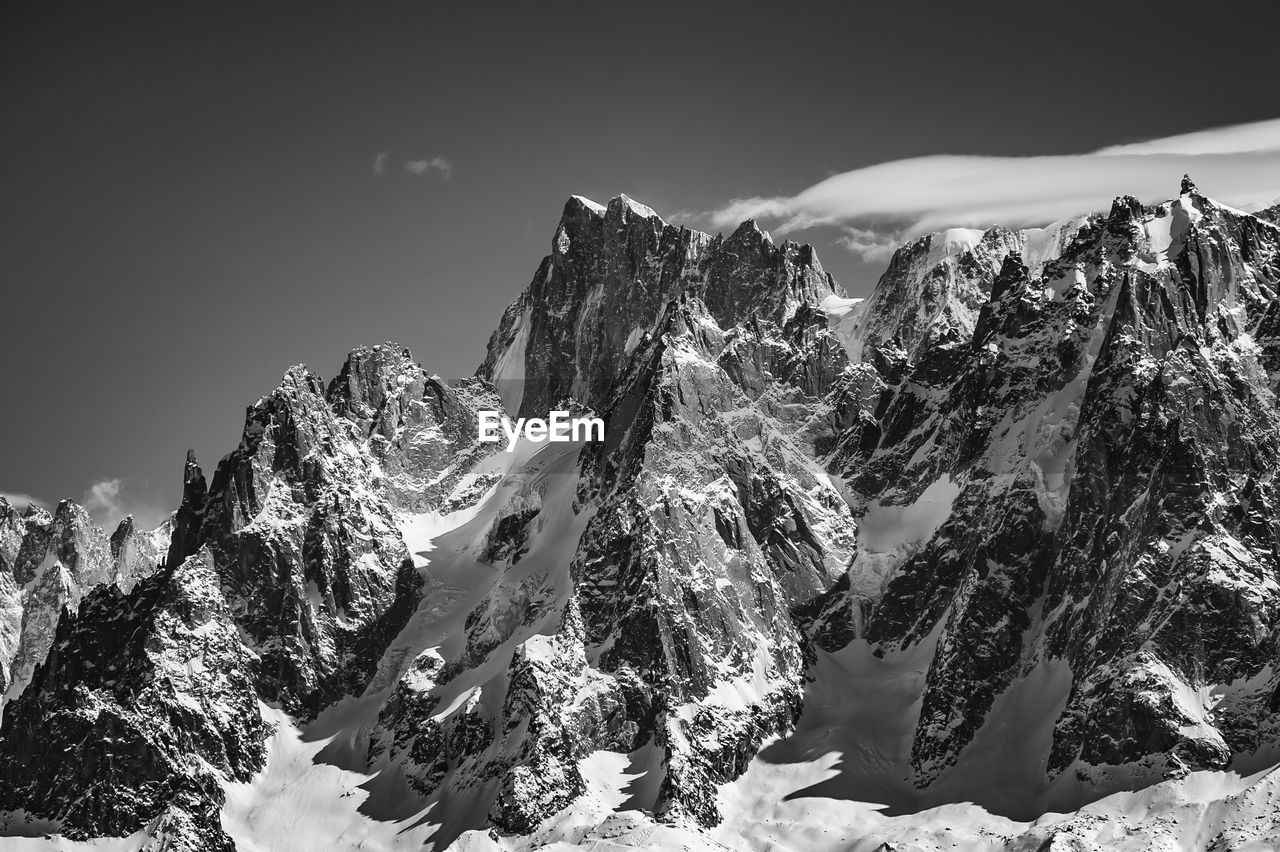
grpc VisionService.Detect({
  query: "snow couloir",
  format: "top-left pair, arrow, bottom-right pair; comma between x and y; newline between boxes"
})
477,410 -> 604,451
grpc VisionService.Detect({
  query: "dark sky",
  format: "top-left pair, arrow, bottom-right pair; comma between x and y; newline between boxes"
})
2,1 -> 1276,527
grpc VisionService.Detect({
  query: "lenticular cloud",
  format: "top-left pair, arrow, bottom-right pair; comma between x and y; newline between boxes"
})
711,117 -> 1280,241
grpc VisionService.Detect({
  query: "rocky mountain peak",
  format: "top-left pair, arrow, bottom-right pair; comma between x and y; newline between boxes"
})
18,501 -> 47,522
726,216 -> 772,246
108,511 -> 166,593
842,175 -> 1275,372
1106,193 -> 1146,226
480,194 -> 835,418
607,192 -> 663,223
847,223 -> 1028,364
325,342 -> 420,420
166,449 -> 207,569
108,514 -> 136,553
553,195 -> 606,252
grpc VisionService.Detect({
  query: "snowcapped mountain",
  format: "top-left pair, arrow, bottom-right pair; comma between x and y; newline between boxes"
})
4,177 -> 1280,851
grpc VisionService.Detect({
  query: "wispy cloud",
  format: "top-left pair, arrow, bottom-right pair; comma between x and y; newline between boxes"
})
83,478 -> 126,527
404,156 -> 453,179
0,490 -> 48,512
709,117 -> 1280,258
82,478 -> 166,532
834,226 -> 900,263
373,153 -> 453,180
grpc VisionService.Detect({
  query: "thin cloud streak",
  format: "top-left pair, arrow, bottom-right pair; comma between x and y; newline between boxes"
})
404,156 -> 453,179
710,118 -> 1280,257
1097,118 -> 1280,155
0,491 -> 49,511
834,226 -> 899,263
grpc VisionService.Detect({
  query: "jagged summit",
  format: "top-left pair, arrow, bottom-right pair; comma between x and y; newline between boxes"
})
560,193 -> 666,234
480,194 -> 835,418
327,341 -> 424,404
610,192 -> 661,221
844,176 -> 1280,369
566,193 -> 775,243
567,194 -> 606,216
726,216 -> 774,246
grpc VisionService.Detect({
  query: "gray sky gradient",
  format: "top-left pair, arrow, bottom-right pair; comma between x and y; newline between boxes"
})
2,1 -> 1276,528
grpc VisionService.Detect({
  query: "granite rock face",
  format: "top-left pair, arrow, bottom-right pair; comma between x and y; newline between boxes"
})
1,343 -> 502,843
0,550 -> 264,850
4,182 -> 1280,850
367,200 -> 857,837
830,181 -> 1280,787
161,345 -> 502,720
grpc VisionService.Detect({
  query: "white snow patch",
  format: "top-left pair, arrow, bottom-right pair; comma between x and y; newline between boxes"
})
491,305 -> 531,416
1141,195 -> 1203,274
570,195 -> 606,216
848,475 -> 961,597
623,326 -> 644,355
1134,656 -> 1231,750
0,824 -> 147,851
616,195 -> 660,221
1145,208 -> 1175,256
220,703 -> 440,852
820,294 -> 867,363
577,751 -> 636,812
925,228 -> 985,269
215,438 -> 594,852
1022,215 -> 1088,276
676,644 -> 773,723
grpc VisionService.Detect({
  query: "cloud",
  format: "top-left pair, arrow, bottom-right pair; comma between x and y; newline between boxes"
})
374,152 -> 388,175
82,478 -> 166,532
0,491 -> 49,511
83,478 -> 126,526
710,117 -> 1280,250
834,226 -> 900,263
404,156 -> 453,179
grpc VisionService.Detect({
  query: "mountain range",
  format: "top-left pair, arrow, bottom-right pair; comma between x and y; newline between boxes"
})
3,177 -> 1280,851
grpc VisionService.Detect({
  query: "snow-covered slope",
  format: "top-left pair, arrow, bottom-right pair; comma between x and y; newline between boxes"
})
5,179 -> 1280,851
